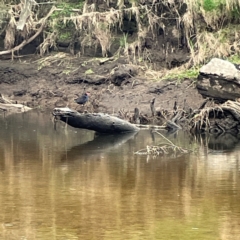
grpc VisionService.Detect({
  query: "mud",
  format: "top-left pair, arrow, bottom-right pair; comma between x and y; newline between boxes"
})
0,55 -> 204,119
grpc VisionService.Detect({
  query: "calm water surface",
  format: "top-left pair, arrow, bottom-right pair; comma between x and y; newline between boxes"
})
0,111 -> 240,240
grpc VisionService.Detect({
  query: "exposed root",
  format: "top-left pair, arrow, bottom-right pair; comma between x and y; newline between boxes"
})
190,100 -> 240,134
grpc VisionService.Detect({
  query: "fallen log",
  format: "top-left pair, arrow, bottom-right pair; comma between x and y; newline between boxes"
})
53,108 -> 139,134
0,94 -> 32,113
0,103 -> 32,113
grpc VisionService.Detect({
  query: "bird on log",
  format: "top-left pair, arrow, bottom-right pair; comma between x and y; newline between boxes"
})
74,92 -> 90,106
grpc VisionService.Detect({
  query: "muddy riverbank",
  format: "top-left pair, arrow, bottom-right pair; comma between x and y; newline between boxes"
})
0,54 -> 204,118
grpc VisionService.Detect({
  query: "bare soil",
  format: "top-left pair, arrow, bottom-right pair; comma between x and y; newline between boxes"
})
0,54 -> 204,119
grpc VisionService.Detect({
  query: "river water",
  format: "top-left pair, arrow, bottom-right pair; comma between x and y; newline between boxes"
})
0,111 -> 240,240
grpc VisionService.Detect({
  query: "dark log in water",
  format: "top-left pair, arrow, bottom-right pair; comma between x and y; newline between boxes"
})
53,108 -> 139,134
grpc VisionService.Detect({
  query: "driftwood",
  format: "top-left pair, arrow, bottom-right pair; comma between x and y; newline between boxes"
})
166,119 -> 182,131
99,57 -> 115,65
53,108 -> 139,133
165,101 -> 182,131
132,107 -> 140,124
0,103 -> 32,113
0,94 -> 32,113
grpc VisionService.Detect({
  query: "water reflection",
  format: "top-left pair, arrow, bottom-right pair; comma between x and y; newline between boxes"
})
200,133 -> 240,151
0,111 -> 240,240
61,132 -> 138,161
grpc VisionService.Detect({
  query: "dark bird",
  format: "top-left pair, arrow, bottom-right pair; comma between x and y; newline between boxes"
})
74,92 -> 90,106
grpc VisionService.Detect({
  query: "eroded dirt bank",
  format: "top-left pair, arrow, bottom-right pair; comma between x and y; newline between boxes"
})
0,55 -> 204,119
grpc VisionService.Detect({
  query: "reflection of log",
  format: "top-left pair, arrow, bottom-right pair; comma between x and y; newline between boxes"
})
61,132 -> 138,161
53,108 -> 139,133
196,133 -> 240,151
208,133 -> 239,151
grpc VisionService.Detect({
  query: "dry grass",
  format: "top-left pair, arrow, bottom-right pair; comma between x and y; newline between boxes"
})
4,17 -> 16,50
3,0 -> 240,68
33,52 -> 77,71
63,5 -> 153,59
39,31 -> 57,56
183,0 -> 240,65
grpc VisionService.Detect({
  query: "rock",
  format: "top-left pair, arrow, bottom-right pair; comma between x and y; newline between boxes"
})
13,90 -> 27,96
197,58 -> 240,102
110,64 -> 138,86
148,81 -> 176,94
65,74 -> 107,85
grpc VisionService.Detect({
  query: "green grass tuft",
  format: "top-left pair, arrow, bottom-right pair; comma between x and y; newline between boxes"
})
161,67 -> 200,81
227,54 -> 240,64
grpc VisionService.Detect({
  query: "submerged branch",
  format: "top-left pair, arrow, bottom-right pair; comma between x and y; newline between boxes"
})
134,130 -> 191,157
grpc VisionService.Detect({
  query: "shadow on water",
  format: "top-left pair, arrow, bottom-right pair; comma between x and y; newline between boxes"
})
197,132 -> 240,151
61,131 -> 138,161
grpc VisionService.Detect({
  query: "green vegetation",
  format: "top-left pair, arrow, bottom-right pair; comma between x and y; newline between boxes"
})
2,0 -> 240,72
161,67 -> 200,81
85,69 -> 94,75
227,54 -> 240,64
119,33 -> 128,48
49,1 -> 85,42
202,0 -> 222,12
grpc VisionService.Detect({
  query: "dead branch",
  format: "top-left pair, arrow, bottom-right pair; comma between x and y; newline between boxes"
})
150,97 -> 156,116
17,0 -> 37,30
133,107 -> 140,124
0,6 -> 56,56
